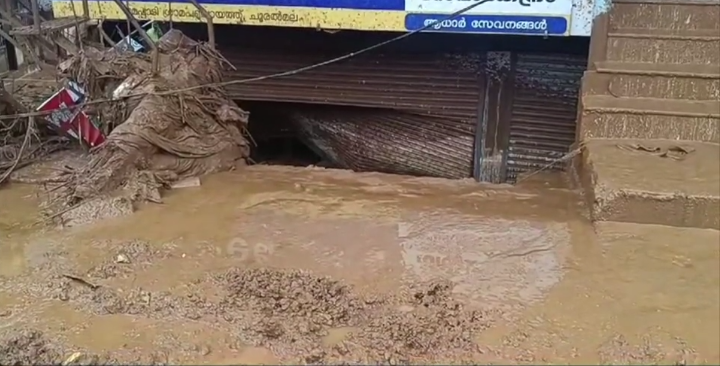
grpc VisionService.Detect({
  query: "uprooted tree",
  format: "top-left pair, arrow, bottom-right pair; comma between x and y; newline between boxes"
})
47,29 -> 251,225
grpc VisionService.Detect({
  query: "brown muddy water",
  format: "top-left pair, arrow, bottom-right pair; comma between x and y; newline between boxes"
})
0,164 -> 718,364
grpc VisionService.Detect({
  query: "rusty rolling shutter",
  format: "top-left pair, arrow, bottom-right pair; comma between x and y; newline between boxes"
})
223,48 -> 480,119
222,43 -> 483,179
506,53 -> 586,181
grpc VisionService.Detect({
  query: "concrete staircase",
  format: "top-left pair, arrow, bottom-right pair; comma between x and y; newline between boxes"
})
576,0 -> 720,229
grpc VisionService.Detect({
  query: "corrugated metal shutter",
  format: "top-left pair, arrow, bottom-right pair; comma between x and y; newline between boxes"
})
222,43 -> 483,179
223,48 -> 480,119
506,53 -> 586,181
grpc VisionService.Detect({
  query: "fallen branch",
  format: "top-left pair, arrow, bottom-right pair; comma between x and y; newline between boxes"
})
62,273 -> 99,290
0,117 -> 35,185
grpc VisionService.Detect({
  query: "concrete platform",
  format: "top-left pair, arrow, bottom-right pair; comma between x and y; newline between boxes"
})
576,139 -> 720,229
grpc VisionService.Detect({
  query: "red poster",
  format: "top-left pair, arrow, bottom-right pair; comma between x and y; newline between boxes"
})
73,111 -> 106,148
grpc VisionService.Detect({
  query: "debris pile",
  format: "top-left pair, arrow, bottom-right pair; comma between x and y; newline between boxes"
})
597,334 -> 698,365
31,29 -> 251,225
1,28 -> 249,224
0,70 -> 69,185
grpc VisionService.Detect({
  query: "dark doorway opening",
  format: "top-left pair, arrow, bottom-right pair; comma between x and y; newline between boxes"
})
242,101 -> 325,167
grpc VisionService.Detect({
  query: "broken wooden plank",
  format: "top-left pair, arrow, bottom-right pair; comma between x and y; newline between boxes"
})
9,17 -> 89,36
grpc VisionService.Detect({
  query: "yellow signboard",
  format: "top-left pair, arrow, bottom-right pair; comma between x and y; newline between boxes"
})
53,2 -> 404,31
52,0 -> 573,36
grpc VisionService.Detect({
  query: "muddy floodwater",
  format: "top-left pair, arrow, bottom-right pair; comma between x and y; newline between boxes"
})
1,165 -> 718,364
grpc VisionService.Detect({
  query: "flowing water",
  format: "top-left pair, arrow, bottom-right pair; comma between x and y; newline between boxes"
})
0,165 -> 718,364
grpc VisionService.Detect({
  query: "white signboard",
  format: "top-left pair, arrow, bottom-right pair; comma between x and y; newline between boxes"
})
405,0 -> 573,16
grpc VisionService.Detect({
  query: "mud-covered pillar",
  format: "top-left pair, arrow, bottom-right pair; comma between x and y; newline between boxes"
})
586,0 -> 613,70
586,14 -> 609,70
576,0 -> 612,145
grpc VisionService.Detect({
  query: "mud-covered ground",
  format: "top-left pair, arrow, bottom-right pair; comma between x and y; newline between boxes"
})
1,157 -> 718,365
0,248 -> 494,365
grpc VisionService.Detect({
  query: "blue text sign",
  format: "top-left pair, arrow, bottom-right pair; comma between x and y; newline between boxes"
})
405,14 -> 569,35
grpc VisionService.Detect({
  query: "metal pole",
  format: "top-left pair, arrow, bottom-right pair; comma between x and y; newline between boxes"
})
30,0 -> 40,34
187,0 -> 214,50
81,0 -> 90,18
111,0 -> 159,74
29,0 -> 42,62
126,19 -> 154,38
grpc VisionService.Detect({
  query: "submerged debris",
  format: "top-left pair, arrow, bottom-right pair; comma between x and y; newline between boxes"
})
40,29 -> 250,226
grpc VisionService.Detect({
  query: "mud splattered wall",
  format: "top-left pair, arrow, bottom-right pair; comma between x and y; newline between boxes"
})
579,0 -> 720,144
217,27 -> 587,181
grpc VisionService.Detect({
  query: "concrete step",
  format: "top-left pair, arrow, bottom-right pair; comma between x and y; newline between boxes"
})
573,138 -> 720,229
609,0 -> 720,34
607,31 -> 720,65
578,95 -> 720,143
582,62 -> 720,100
